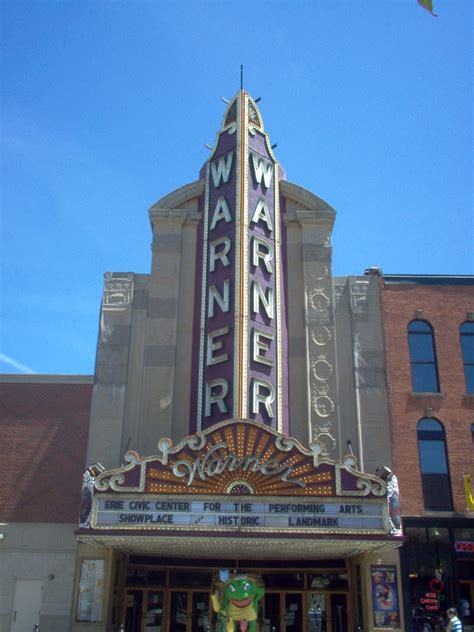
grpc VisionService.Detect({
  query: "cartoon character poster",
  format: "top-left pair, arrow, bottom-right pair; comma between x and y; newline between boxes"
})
371,565 -> 400,628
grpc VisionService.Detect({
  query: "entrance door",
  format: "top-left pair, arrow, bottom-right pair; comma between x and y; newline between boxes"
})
263,592 -> 281,631
10,579 -> 43,632
126,589 -> 210,632
144,590 -> 164,631
169,590 -> 211,632
284,593 -> 303,631
169,591 -> 188,631
329,594 -> 348,632
125,589 -> 165,632
459,580 -> 474,628
262,592 -> 304,631
263,592 -> 348,632
191,591 -> 211,632
125,590 -> 144,632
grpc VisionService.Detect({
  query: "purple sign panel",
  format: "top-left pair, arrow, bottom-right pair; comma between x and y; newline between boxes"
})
247,130 -> 280,428
198,132 -> 238,429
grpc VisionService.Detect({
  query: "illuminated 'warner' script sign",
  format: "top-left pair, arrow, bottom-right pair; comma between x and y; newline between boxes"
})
172,441 -> 304,488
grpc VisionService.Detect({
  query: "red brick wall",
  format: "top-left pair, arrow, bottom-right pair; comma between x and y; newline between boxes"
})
0,381 -> 92,523
381,282 -> 474,516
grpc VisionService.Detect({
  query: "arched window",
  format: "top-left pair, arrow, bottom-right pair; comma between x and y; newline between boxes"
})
417,418 -> 452,511
408,320 -> 440,392
460,322 -> 474,394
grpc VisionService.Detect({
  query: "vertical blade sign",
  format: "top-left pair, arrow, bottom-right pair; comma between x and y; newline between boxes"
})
194,92 -> 287,432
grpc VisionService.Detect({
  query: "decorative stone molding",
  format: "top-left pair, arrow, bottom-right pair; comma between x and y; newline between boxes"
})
149,209 -> 201,235
103,273 -> 134,311
349,279 -> 370,313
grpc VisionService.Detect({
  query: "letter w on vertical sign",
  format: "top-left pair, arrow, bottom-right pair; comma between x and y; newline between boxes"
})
251,152 -> 273,189
211,153 -> 234,188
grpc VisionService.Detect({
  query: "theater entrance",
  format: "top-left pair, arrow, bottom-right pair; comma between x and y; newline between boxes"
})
122,558 -> 351,632
264,591 -> 348,632
124,588 -> 211,632
124,587 -> 348,632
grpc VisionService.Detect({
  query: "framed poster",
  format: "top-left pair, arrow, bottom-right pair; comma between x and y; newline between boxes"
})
370,565 -> 400,629
76,559 -> 105,622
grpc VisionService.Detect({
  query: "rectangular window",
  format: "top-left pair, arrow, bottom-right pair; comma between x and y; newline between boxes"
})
421,473 -> 453,511
418,439 -> 449,473
465,366 -> 474,394
408,321 -> 440,392
460,322 -> 474,394
411,364 -> 439,393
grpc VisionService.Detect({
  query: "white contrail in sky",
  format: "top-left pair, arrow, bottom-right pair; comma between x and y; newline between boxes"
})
0,353 -> 36,374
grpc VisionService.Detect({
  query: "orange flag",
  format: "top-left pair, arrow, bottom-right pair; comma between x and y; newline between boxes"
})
418,0 -> 438,16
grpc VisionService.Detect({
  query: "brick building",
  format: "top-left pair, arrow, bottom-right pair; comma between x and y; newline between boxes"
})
381,274 -> 474,632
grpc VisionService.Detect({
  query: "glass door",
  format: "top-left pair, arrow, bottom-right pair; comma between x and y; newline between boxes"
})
169,591 -> 188,631
263,592 -> 281,631
125,590 -> 143,632
262,592 -> 306,631
144,590 -> 164,632
329,594 -> 348,632
284,593 -> 303,631
459,580 -> 474,628
191,591 -> 210,631
308,592 -> 326,632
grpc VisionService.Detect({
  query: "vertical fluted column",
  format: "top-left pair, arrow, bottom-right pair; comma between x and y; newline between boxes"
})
297,210 -> 341,456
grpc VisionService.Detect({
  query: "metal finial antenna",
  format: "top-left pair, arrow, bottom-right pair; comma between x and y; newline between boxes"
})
240,65 -> 243,90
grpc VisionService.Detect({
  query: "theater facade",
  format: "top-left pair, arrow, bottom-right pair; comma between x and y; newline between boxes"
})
72,91 -> 403,632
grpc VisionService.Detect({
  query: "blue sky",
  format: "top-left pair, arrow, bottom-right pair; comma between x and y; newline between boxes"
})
1,0 -> 472,375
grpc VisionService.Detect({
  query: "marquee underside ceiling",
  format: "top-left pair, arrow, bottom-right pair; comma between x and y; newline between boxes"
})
77,533 -> 401,559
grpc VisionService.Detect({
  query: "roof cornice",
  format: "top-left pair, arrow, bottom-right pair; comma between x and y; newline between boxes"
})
0,374 -> 94,384
149,180 -> 205,214
280,180 -> 336,215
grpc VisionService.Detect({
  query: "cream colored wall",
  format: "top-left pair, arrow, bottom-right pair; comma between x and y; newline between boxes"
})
350,549 -> 405,632
86,192 -> 202,471
334,274 -> 393,473
70,543 -> 119,632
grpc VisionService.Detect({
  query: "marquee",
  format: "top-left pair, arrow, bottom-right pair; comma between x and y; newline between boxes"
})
78,419 -> 401,543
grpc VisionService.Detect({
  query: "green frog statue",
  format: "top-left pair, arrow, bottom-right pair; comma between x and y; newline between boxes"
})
211,573 -> 265,632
